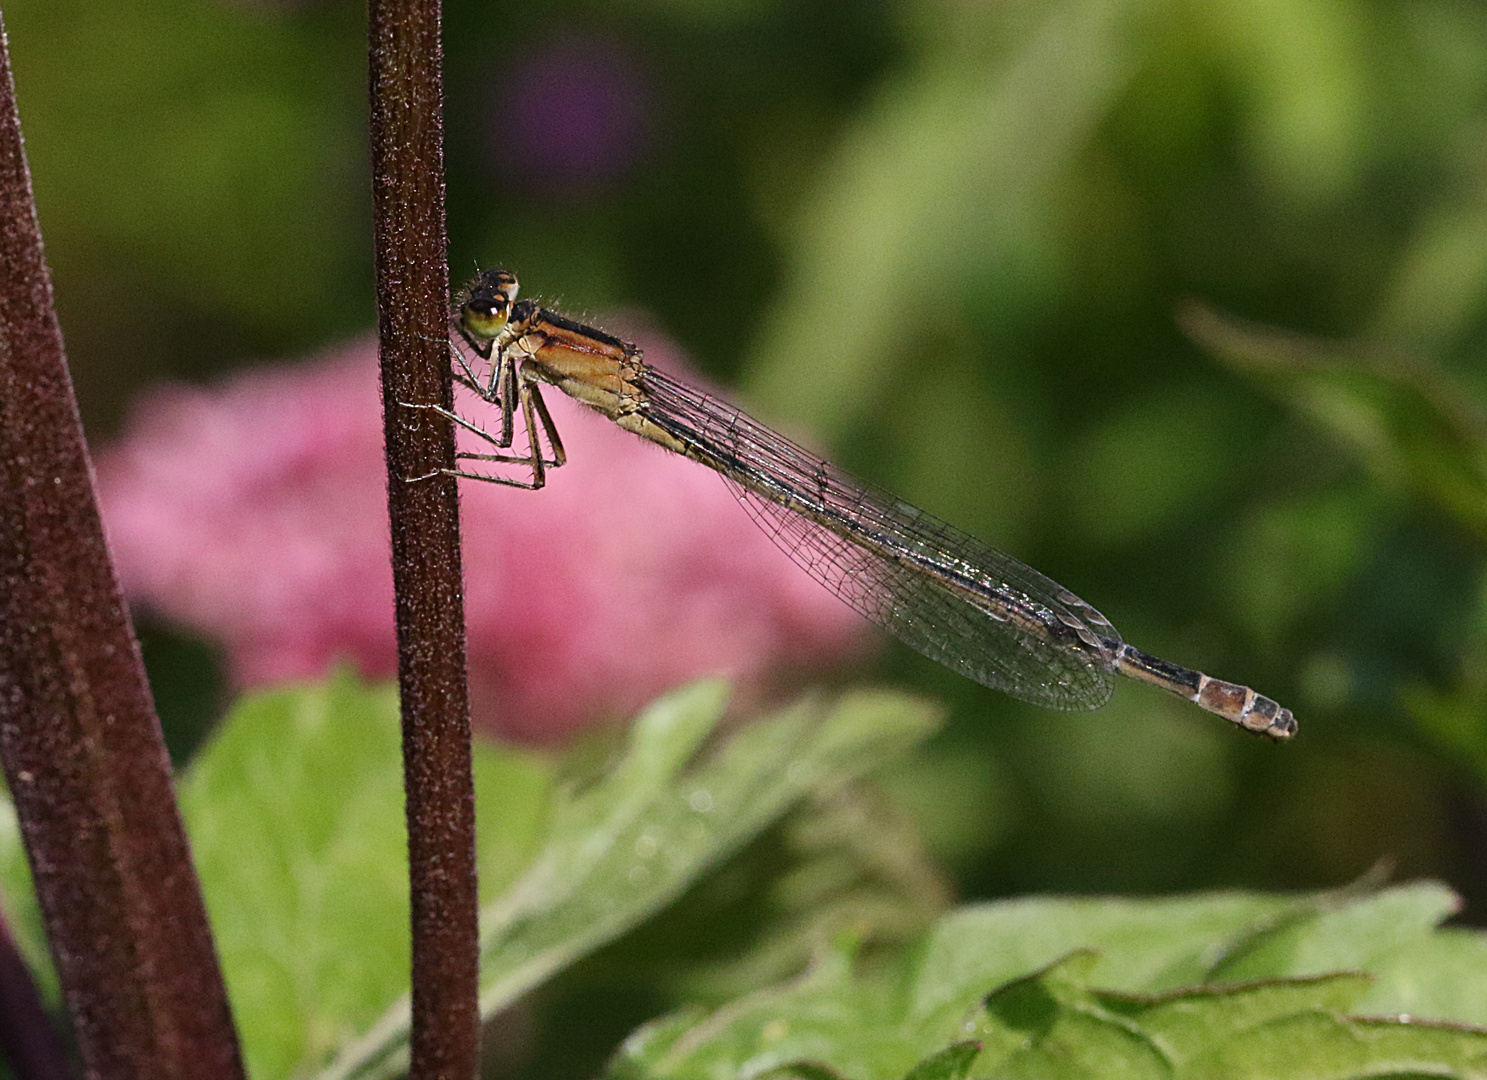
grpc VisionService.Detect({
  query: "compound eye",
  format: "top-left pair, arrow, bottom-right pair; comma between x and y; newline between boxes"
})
461,293 -> 511,340
460,268 -> 519,339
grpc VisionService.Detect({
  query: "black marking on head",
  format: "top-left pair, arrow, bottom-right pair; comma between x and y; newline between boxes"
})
479,268 -> 517,290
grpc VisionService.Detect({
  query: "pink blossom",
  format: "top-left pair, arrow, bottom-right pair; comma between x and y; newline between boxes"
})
94,329 -> 872,743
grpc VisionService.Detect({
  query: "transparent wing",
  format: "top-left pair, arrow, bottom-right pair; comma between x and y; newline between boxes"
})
639,368 -> 1121,710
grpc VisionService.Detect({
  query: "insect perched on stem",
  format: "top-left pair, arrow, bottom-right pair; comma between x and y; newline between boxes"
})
410,268 -> 1296,740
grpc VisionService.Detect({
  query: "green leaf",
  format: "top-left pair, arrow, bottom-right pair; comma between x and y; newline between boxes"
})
612,938 -> 906,1080
973,954 -> 1172,1079
1206,881 -> 1460,984
1093,973 -> 1376,1062
1364,927 -> 1487,1027
178,671 -> 552,1080
1185,1011 -> 1487,1080
1181,302 -> 1487,542
320,681 -> 942,1080
610,891 -> 1296,1080
758,1063 -> 855,1080
0,797 -> 53,1003
900,1041 -> 981,1080
744,0 -> 1154,441
905,891 -> 1296,1014
596,780 -> 953,1009
978,960 -> 1487,1080
1401,579 -> 1487,784
612,885 -> 1487,1080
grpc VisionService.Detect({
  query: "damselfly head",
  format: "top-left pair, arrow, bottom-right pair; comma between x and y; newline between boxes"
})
460,268 -> 520,341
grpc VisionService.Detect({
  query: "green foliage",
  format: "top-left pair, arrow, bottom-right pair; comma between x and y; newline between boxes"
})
1184,303 -> 1487,787
3,0 -> 368,371
176,673 -> 552,1078
0,799 -> 53,1006
0,673 -> 554,1079
744,0 -> 1148,438
612,884 -> 1487,1080
320,679 -> 942,1080
537,768 -> 955,1013
1184,304 -> 1487,544
3,679 -> 1487,1079
0,675 -> 943,1079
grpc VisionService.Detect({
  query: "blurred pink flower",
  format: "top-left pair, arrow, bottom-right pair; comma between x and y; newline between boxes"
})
94,329 -> 872,743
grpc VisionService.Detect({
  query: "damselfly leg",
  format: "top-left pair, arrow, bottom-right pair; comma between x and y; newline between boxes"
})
400,315 -> 566,489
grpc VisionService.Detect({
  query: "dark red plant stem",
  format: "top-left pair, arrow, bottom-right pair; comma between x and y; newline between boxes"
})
368,0 -> 481,1077
0,11 -> 244,1080
0,915 -> 76,1080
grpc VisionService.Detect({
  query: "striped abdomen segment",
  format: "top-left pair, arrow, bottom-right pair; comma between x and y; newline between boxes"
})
1115,646 -> 1296,740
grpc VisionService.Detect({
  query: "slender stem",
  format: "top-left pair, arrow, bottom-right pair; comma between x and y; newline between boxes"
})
0,9 -> 244,1079
368,0 -> 481,1077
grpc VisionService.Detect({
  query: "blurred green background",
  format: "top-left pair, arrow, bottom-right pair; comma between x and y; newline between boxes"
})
9,0 -> 1487,1009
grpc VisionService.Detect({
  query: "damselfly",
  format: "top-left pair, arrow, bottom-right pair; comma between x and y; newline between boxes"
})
417,269 -> 1296,740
